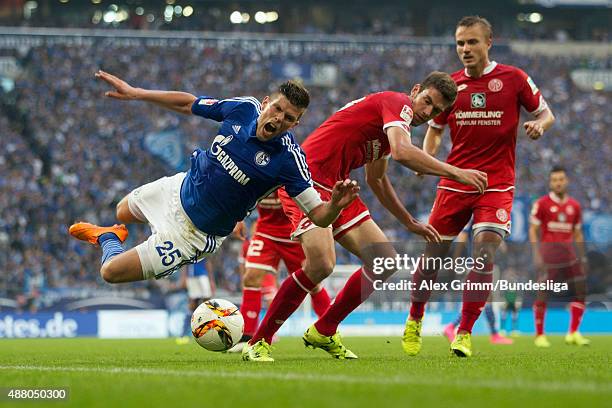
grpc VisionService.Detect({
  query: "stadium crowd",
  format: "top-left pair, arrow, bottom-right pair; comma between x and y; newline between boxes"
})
0,37 -> 610,304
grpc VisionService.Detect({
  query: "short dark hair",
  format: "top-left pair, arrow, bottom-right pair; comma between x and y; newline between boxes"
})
421,71 -> 458,106
276,80 -> 310,110
457,15 -> 493,39
550,165 -> 567,175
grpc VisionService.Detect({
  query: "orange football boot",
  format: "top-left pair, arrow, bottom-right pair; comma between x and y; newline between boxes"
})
69,222 -> 128,245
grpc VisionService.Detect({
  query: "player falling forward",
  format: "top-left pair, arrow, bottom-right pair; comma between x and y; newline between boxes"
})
69,71 -> 359,284
403,16 -> 555,358
243,71 -> 488,362
231,191 -> 331,351
529,166 -> 590,347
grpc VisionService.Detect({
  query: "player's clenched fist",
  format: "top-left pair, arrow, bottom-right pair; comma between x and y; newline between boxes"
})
523,120 -> 545,140
330,179 -> 360,209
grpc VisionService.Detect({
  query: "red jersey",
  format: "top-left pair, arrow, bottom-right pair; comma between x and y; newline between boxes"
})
431,62 -> 548,192
255,191 -> 294,239
301,91 -> 413,188
530,193 -> 582,265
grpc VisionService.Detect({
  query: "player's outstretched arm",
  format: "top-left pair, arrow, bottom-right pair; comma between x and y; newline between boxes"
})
387,127 -> 488,193
95,70 -> 196,115
423,125 -> 445,157
365,159 -> 441,243
523,106 -> 555,140
307,179 -> 360,228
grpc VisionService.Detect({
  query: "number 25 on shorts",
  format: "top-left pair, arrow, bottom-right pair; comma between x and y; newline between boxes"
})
156,241 -> 182,266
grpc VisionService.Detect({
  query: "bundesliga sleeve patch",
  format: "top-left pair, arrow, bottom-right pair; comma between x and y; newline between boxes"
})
526,77 -> 539,95
199,98 -> 219,105
400,105 -> 413,125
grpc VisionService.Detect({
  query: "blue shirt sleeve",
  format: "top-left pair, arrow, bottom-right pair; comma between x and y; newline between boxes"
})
278,134 -> 314,197
191,96 -> 261,122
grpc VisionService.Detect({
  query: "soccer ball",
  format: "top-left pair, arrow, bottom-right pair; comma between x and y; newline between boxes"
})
191,299 -> 244,352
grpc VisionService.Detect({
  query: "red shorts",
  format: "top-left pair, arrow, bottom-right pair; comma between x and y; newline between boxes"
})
278,185 -> 371,240
544,262 -> 585,282
245,232 -> 305,273
429,188 -> 513,240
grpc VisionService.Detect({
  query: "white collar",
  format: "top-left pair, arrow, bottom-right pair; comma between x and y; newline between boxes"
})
465,61 -> 497,78
549,192 -> 568,204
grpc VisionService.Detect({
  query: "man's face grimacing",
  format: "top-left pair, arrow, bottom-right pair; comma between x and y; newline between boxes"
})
409,85 -> 450,126
455,24 -> 491,70
256,94 -> 305,141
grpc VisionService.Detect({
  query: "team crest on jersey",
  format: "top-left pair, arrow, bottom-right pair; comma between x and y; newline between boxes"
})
471,93 -> 486,108
457,84 -> 468,92
566,206 -> 574,215
254,151 -> 271,166
199,98 -> 219,106
400,105 -> 413,124
550,205 -> 558,213
488,79 -> 503,92
496,208 -> 508,223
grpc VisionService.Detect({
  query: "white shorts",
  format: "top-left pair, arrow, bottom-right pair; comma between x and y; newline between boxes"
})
186,275 -> 213,299
128,173 -> 226,280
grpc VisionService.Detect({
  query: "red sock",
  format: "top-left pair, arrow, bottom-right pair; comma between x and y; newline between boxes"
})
569,301 -> 586,333
314,268 -> 375,336
458,265 -> 493,334
310,286 -> 331,317
409,265 -> 438,321
240,287 -> 262,337
250,268 -> 316,344
534,300 -> 547,336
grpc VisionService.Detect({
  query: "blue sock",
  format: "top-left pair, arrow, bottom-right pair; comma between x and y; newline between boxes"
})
484,304 -> 497,335
99,232 -> 125,265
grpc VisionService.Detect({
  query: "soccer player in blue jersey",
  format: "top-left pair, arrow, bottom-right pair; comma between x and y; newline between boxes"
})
69,70 -> 359,284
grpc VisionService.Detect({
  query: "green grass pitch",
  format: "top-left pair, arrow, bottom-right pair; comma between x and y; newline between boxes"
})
0,336 -> 610,407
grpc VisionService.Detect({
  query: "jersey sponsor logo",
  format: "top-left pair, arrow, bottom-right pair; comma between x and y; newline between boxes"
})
400,105 -> 413,124
496,208 -> 509,223
210,135 -> 251,186
199,98 -> 219,106
546,221 -> 573,232
471,93 -> 486,108
232,125 -> 242,134
457,84 -> 468,92
488,78 -> 503,92
254,151 -> 271,167
455,110 -> 503,119
527,76 -> 539,95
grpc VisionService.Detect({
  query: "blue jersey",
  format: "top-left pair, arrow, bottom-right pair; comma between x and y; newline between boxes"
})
180,96 -> 316,236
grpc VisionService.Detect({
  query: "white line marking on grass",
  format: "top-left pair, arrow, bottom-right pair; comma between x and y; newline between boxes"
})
0,365 -> 609,394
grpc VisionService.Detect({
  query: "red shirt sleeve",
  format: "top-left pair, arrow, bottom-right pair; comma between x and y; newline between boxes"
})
379,92 -> 413,137
530,198 -> 545,225
515,68 -> 547,115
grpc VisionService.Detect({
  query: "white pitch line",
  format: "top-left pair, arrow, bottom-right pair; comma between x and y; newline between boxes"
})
0,365 -> 609,394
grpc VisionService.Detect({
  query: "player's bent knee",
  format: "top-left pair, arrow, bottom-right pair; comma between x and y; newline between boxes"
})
100,260 -> 124,284
243,268 -> 267,287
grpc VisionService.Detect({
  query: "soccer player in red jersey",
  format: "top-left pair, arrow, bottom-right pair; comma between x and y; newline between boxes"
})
529,166 -> 590,347
403,16 -> 556,358
234,191 -> 331,350
243,71 -> 489,362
